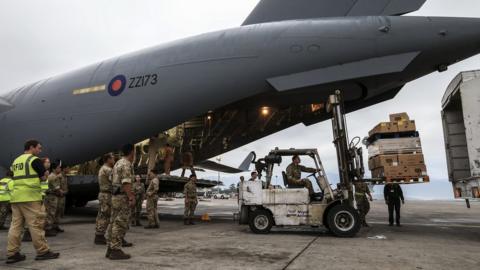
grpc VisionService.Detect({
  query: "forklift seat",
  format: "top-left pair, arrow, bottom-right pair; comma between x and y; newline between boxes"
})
282,171 -> 304,189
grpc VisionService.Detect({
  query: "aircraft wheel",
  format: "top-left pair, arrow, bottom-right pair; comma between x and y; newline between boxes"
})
249,209 -> 273,234
214,195 -> 218,199
326,204 -> 360,238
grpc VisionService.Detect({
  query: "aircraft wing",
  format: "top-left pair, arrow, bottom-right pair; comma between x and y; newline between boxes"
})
243,0 -> 426,25
267,52 -> 420,92
195,160 -> 244,174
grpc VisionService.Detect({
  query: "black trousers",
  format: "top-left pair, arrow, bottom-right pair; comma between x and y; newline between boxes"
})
388,199 -> 401,225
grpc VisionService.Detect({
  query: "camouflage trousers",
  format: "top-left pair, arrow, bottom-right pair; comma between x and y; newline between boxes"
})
95,192 -> 111,236
355,195 -> 370,225
288,179 -> 314,195
130,194 -> 143,224
146,195 -> 159,226
184,200 -> 197,218
57,197 -> 65,219
108,195 -> 130,250
0,202 -> 10,227
44,195 -> 58,230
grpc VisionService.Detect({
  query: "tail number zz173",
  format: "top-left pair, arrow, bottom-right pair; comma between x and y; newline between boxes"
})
128,74 -> 158,89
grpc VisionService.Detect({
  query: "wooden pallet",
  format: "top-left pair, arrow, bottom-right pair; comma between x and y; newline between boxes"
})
369,175 -> 430,185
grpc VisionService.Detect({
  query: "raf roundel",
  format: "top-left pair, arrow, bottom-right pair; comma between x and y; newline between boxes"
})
108,75 -> 127,96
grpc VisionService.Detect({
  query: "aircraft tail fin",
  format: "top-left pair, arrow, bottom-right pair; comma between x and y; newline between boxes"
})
238,151 -> 256,172
243,0 -> 426,25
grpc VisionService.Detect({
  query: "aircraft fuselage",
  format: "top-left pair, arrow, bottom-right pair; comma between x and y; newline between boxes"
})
1,16 -> 480,168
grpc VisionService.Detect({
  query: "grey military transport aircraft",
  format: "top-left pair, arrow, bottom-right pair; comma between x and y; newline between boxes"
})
1,0 -> 480,205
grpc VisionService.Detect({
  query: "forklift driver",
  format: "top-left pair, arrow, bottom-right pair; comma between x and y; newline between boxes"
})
285,155 -> 316,197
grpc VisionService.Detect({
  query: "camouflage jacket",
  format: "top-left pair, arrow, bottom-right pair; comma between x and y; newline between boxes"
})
112,158 -> 134,187
47,172 -> 62,195
354,182 -> 371,197
146,177 -> 159,197
286,163 -> 316,181
98,165 -> 113,192
133,181 -> 145,198
60,173 -> 69,194
184,181 -> 197,202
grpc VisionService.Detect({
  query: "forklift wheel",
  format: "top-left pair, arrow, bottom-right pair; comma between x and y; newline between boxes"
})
326,205 -> 360,237
249,209 -> 273,234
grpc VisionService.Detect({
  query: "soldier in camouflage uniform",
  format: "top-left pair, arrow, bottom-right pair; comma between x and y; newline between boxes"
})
106,144 -> 136,260
354,180 -> 373,227
44,161 -> 63,237
94,154 -> 114,245
144,170 -> 160,229
285,155 -> 316,197
183,174 -> 198,225
54,167 -> 68,233
130,175 -> 145,227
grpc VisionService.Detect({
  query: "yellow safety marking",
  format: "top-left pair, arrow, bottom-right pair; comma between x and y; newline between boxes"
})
72,84 -> 106,95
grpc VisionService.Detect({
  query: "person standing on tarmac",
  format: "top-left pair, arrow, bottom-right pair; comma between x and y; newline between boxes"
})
0,171 -> 14,230
6,140 -> 59,264
384,183 -> 405,227
55,165 -> 68,233
354,180 -> 373,227
144,170 -> 160,229
23,157 -> 51,243
106,144 -> 136,260
44,161 -> 63,237
130,175 -> 145,227
183,174 -> 198,225
94,154 -> 114,245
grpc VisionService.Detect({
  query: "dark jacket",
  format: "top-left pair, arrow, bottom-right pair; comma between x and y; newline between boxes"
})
384,183 -> 404,202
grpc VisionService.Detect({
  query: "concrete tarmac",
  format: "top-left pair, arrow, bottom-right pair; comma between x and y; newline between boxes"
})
0,199 -> 479,270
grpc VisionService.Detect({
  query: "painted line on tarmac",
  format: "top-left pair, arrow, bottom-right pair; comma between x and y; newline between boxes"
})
282,236 -> 319,270
369,221 -> 480,228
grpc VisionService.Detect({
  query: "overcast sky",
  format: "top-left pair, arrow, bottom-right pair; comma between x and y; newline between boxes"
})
1,0 -> 480,199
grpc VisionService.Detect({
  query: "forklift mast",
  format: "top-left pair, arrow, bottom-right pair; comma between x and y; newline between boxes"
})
327,90 -> 365,204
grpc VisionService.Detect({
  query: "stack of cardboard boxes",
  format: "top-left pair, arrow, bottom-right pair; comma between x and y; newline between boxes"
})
368,113 -> 429,183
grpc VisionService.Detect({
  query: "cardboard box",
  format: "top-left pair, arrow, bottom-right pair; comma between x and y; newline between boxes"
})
368,137 -> 422,156
398,154 -> 425,167
378,166 -> 404,178
368,122 -> 399,136
405,164 -> 428,177
390,113 -> 410,122
397,120 -> 416,132
373,155 -> 399,169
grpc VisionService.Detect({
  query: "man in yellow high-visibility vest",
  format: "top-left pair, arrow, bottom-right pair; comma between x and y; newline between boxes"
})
6,140 -> 60,264
0,171 -> 14,230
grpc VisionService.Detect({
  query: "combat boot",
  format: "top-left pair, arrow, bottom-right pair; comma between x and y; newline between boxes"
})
108,249 -> 131,260
105,247 -> 112,258
135,219 -> 142,226
45,229 -> 57,237
189,218 -> 196,225
35,250 -> 60,261
0,225 -> 9,231
55,226 -> 65,233
122,238 -> 133,247
144,225 -> 158,229
6,252 -> 26,264
94,234 -> 107,245
184,218 -> 189,225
